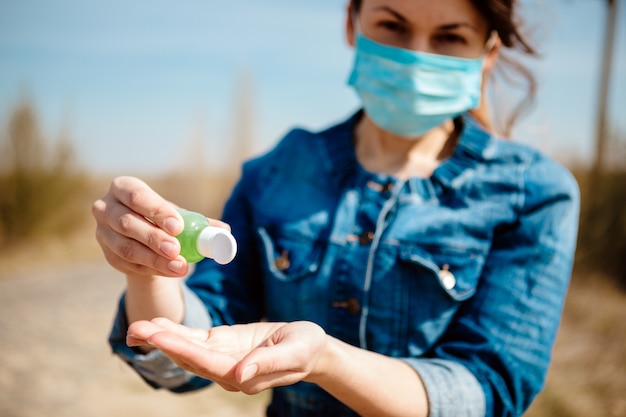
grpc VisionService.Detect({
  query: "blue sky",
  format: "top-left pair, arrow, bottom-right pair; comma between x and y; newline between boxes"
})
0,0 -> 624,174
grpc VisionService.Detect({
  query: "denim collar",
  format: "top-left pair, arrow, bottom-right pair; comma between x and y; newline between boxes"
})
318,110 -> 495,197
432,114 -> 494,191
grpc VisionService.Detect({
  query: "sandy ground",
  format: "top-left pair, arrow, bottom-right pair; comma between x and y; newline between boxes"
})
0,256 -> 624,417
0,261 -> 269,417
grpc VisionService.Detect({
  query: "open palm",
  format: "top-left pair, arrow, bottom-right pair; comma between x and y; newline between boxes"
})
127,318 -> 328,394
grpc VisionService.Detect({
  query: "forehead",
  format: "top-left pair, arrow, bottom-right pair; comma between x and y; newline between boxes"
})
360,0 -> 488,30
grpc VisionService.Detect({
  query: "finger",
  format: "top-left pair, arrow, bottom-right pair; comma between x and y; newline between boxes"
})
235,345 -> 312,395
126,335 -> 149,347
103,197 -> 182,260
128,319 -> 168,339
236,322 -> 325,385
237,343 -> 306,383
98,227 -> 188,277
148,331 -> 239,380
198,323 -> 283,356
110,176 -> 183,236
240,369 -> 305,395
126,320 -> 169,346
147,326 -> 240,392
207,218 -> 231,232
151,317 -> 211,346
93,184 -> 185,276
214,381 -> 242,393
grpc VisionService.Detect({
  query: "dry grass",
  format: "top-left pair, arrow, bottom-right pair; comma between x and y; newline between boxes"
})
526,273 -> 626,417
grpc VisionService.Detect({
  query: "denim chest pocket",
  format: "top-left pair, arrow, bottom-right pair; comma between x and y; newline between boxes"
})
256,212 -> 329,321
398,244 -> 486,301
258,225 -> 323,282
369,242 -> 488,356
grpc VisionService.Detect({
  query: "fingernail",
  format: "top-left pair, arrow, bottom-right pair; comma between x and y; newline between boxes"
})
167,259 -> 185,274
160,241 -> 178,258
240,364 -> 258,383
164,217 -> 181,235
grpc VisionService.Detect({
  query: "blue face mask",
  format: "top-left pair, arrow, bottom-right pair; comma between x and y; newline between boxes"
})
348,34 -> 485,138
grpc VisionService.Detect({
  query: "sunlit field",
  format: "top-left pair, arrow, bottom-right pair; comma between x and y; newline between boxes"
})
1,99 -> 624,417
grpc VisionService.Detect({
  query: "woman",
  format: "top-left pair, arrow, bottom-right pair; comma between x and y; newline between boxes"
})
93,0 -> 580,416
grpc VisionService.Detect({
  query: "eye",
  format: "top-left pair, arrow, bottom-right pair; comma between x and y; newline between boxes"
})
378,20 -> 407,34
435,33 -> 467,45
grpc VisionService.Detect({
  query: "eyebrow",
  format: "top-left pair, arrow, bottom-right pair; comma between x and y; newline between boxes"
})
373,6 -> 409,23
374,6 -> 480,32
439,22 -> 480,33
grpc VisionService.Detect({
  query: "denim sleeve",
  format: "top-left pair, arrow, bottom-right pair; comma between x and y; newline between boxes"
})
108,283 -> 213,392
401,358 -> 485,417
425,156 -> 580,417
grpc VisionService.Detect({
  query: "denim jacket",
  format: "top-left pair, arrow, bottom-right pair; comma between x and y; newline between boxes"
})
110,111 -> 580,417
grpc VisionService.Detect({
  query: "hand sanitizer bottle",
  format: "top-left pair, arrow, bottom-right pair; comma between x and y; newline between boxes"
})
176,209 -> 237,264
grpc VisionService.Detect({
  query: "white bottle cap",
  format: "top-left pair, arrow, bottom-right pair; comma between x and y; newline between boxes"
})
197,226 -> 237,265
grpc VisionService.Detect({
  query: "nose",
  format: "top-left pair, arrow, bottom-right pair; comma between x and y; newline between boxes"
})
405,35 -> 432,54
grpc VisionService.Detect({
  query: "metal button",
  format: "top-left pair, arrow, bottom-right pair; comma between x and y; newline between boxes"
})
366,180 -> 383,192
381,181 -> 393,193
358,231 -> 374,245
332,298 -> 361,316
274,250 -> 290,271
438,265 -> 456,290
347,231 -> 374,245
367,180 -> 393,193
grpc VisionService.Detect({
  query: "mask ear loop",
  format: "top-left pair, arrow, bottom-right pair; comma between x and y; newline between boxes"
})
483,30 -> 500,54
474,30 -> 501,134
351,11 -> 364,40
350,3 -> 373,43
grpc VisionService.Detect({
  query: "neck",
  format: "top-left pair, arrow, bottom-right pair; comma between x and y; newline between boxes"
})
354,115 -> 459,179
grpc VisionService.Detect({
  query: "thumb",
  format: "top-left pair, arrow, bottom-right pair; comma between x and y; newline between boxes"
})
236,338 -> 310,384
235,321 -> 327,388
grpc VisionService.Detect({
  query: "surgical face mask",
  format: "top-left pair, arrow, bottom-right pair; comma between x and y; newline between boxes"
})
348,33 -> 486,138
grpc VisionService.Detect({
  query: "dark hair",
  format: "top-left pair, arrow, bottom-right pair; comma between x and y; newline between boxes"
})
350,0 -> 538,137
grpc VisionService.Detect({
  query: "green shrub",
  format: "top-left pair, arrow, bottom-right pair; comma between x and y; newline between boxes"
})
0,97 -> 89,247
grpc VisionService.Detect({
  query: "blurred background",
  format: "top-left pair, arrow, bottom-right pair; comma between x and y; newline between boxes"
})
0,1 -> 624,416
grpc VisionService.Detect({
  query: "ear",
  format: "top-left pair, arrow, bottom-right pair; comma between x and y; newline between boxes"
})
483,35 -> 501,75
470,36 -> 502,134
345,1 -> 356,47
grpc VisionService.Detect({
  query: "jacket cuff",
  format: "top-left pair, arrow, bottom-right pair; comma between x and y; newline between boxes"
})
108,282 -> 212,390
401,358 -> 486,417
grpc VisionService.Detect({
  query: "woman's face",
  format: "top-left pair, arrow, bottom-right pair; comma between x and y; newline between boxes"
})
347,0 -> 492,59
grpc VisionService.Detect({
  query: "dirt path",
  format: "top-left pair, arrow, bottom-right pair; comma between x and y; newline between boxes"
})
0,261 -> 268,417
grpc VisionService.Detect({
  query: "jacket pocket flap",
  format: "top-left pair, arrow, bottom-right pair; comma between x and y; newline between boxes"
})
398,245 -> 485,301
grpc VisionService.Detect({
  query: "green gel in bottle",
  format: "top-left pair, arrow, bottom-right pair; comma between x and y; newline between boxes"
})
176,209 -> 237,264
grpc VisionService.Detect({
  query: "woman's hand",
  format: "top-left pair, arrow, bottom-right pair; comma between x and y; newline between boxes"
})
128,318 -> 428,416
92,176 -> 230,278
127,318 -> 328,394
92,176 -> 188,277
